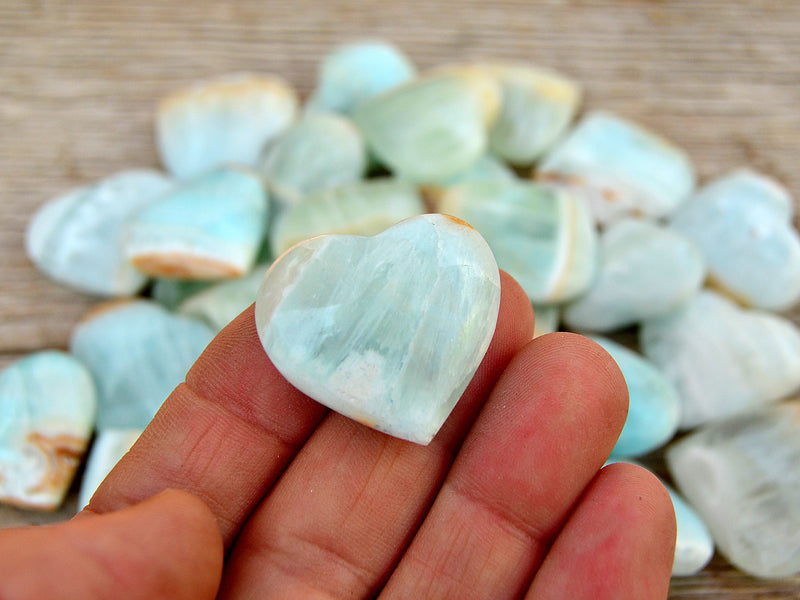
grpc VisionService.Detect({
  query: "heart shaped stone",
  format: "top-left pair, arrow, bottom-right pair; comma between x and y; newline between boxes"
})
0,351 -> 96,510
255,214 -> 501,444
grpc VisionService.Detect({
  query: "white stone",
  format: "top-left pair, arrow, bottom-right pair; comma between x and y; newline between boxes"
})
667,401 -> 800,578
640,290 -> 800,429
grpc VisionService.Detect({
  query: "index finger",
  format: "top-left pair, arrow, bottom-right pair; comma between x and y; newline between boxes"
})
84,271 -> 533,547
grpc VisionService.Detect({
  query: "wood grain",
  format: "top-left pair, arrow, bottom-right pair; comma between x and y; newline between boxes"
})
1,1 -> 799,597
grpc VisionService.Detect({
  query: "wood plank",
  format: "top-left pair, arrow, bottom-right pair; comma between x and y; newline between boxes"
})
1,1 -> 799,596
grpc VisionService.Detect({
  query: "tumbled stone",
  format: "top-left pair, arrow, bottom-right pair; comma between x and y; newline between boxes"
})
671,168 -> 800,311
433,180 -> 597,303
178,264 -> 269,332
78,428 -> 141,510
70,300 -> 214,429
260,112 -> 367,209
306,40 -> 416,115
26,169 -> 173,297
537,111 -> 695,225
255,214 -> 501,444
157,73 -> 298,179
0,351 -> 96,510
563,218 -> 705,332
353,73 -> 498,182
667,401 -> 800,578
592,336 -> 681,457
640,290 -> 800,429
270,178 -> 425,256
484,62 -> 581,165
124,166 -> 269,280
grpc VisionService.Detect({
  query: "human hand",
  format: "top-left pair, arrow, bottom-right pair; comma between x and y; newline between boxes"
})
0,272 -> 676,599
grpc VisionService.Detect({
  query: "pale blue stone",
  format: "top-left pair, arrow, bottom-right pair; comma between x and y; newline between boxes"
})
178,264 -> 269,332
78,428 -> 141,510
270,178 -> 425,256
434,180 -> 597,303
70,300 -> 214,429
436,154 -> 518,187
667,401 -> 800,578
532,303 -> 560,337
26,169 -> 173,297
353,74 -> 491,182
640,290 -> 800,429
256,214 -> 501,444
124,166 -> 269,280
0,351 -> 96,510
485,63 -> 582,165
668,483 -> 716,576
260,112 -> 367,208
306,40 -> 416,115
591,336 -> 681,457
563,218 -> 705,332
605,458 -> 714,576
538,111 -> 696,225
157,73 -> 298,179
671,169 -> 800,311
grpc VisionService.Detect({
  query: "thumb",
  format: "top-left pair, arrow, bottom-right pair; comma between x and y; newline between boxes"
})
0,489 -> 223,600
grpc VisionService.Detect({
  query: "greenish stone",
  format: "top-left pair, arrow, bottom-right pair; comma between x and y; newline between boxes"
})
270,178 -> 425,256
435,180 -> 597,303
256,214 -> 500,444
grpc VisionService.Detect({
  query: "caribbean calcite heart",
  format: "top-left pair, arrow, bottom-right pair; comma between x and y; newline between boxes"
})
255,214 -> 501,444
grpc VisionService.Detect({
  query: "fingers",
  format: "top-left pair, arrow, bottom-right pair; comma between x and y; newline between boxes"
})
0,489 -> 222,600
378,333 -> 629,600
215,271 -> 533,598
526,463 -> 676,600
86,304 -> 329,545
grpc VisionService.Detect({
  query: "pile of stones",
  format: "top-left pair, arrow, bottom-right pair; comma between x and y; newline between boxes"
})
2,40 -> 799,580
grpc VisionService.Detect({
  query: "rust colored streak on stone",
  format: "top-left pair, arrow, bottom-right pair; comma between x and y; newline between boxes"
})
25,431 -> 87,496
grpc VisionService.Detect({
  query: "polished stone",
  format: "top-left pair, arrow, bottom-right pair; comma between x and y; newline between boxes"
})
353,73 -> 495,182
592,336 -> 681,457
178,264 -> 269,332
306,40 -> 416,115
640,290 -> 800,429
256,214 -> 501,444
259,112 -> 367,208
667,401 -> 800,578
124,166 -> 269,280
270,178 -> 424,256
0,351 -> 96,510
671,169 -> 800,311
26,169 -> 173,297
70,300 -> 214,429
78,428 -> 141,510
563,218 -> 705,332
157,72 -> 298,179
434,180 -> 597,303
538,111 -> 696,225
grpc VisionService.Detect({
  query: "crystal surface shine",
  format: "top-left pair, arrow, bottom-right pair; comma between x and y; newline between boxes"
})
667,401 -> 800,578
256,214 -> 500,444
0,351 -> 96,510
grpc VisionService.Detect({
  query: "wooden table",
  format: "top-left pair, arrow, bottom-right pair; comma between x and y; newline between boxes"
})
2,1 -> 799,597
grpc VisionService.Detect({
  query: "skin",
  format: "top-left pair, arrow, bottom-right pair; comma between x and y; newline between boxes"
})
0,272 -> 676,599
